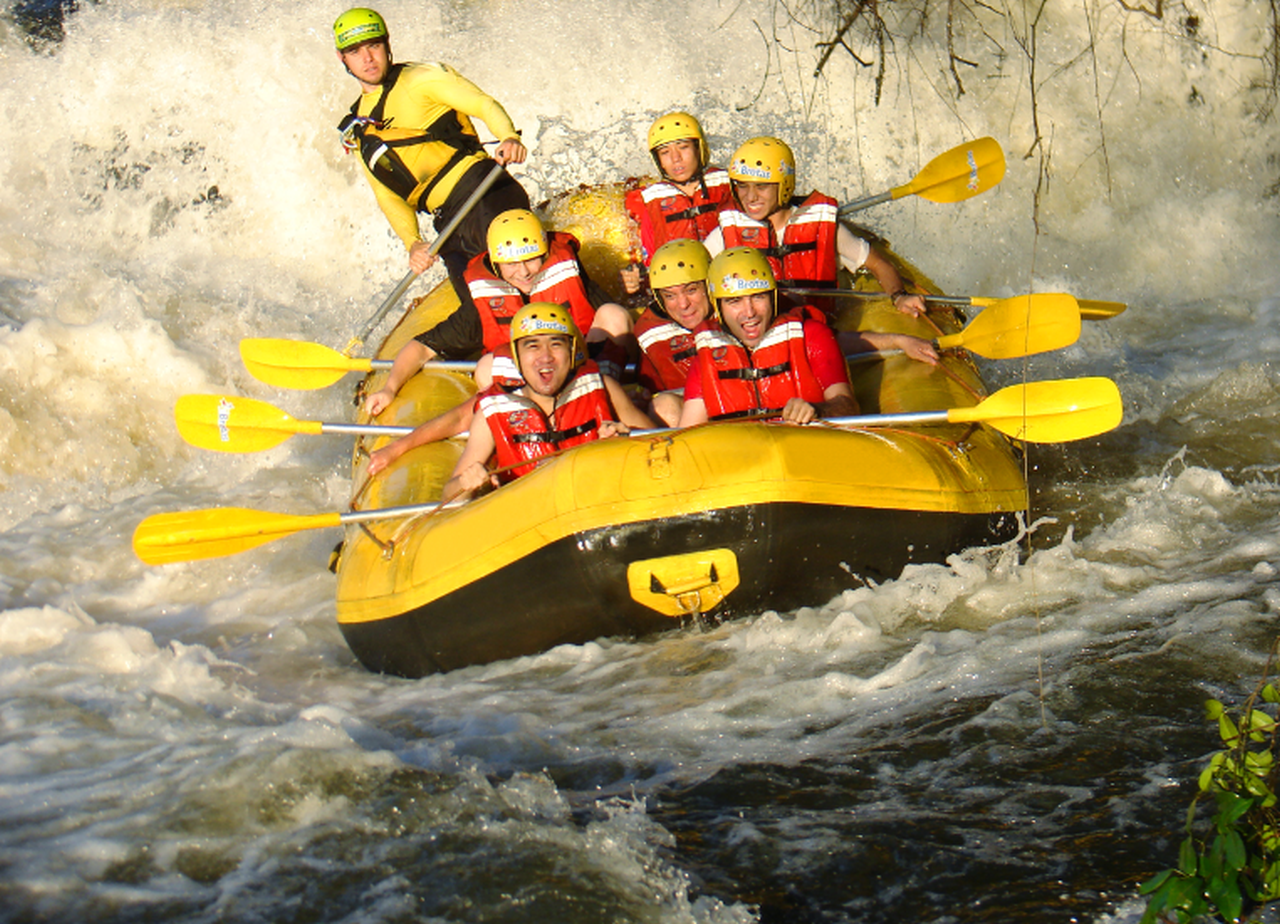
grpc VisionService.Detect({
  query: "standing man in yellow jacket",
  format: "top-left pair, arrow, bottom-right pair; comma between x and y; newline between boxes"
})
334,8 -> 531,358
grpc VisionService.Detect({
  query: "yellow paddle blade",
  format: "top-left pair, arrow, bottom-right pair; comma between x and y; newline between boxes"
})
1079,299 -> 1127,320
949,377 -> 1122,443
175,394 -> 322,453
240,338 -> 374,390
893,137 -> 1006,204
937,293 -> 1082,359
133,508 -> 344,565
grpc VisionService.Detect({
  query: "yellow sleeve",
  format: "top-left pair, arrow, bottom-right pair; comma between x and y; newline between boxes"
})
403,62 -> 520,143
368,174 -> 424,249
353,62 -> 519,248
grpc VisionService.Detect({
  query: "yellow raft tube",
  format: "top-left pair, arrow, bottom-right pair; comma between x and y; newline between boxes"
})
333,184 -> 1027,677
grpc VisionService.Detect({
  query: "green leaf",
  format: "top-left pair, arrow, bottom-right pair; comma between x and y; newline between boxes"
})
1200,756 -> 1224,793
1260,827 -> 1280,852
1180,836 -> 1199,875
1207,699 -> 1226,719
1208,874 -> 1243,923
1186,797 -> 1202,829
1204,835 -> 1224,879
1262,684 -> 1279,704
1244,772 -> 1272,798
1140,881 -> 1173,924
1168,874 -> 1209,917
1139,869 -> 1175,895
1246,708 -> 1276,741
1245,749 -> 1274,774
1224,829 -> 1247,870
1220,712 -> 1241,745
1263,860 -> 1280,898
1215,791 -> 1254,826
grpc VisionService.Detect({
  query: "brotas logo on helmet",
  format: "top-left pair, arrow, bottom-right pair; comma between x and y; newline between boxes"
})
521,317 -> 572,335
719,274 -> 772,295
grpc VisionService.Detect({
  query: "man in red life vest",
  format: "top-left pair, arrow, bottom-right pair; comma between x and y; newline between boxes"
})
444,304 -> 655,498
705,136 -> 928,319
634,238 -> 715,426
364,209 -> 633,418
620,112 -> 734,299
678,247 -> 859,427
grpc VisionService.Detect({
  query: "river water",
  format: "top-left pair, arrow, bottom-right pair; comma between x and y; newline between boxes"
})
2,0 -> 1279,921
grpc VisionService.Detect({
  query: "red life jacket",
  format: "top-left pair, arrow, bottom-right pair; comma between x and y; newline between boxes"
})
624,168 -> 734,260
487,343 -> 524,388
717,192 -> 839,288
634,308 -> 698,393
691,308 -> 828,420
476,361 -> 617,480
465,231 -> 597,351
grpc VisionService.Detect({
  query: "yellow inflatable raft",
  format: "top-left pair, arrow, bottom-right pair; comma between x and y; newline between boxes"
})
332,184 -> 1027,677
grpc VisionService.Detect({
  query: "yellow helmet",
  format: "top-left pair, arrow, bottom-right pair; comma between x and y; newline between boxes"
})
648,239 -> 711,291
706,247 -> 776,317
509,303 -> 584,370
486,209 -> 548,264
647,111 -> 710,178
728,136 -> 796,205
334,8 -> 388,51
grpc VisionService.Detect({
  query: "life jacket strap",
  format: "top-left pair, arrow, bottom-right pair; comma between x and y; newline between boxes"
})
510,419 -> 597,445
663,201 -> 719,224
717,361 -> 791,382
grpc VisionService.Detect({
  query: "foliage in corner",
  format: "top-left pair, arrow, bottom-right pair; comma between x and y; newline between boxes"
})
1140,670 -> 1280,923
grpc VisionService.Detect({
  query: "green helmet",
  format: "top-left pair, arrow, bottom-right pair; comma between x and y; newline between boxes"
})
334,8 -> 388,51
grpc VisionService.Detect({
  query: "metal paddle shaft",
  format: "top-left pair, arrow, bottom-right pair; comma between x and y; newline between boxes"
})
828,377 -> 1122,443
344,162 -> 506,354
838,137 -> 1005,215
787,286 -> 1125,324
631,377 -> 1121,444
345,271 -> 418,356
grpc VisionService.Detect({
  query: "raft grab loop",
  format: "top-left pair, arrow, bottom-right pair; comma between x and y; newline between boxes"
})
626,549 -> 741,617
647,437 -> 674,479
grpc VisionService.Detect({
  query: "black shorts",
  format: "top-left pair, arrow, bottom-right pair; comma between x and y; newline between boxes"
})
431,160 -> 530,262
416,161 -> 531,360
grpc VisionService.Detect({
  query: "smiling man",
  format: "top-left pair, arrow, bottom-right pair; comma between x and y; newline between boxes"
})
363,209 -> 633,419
444,305 -> 655,498
705,136 -> 927,318
678,247 -> 859,427
633,238 -> 716,425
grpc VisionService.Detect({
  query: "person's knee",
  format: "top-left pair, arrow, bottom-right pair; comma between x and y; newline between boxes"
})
591,302 -> 633,337
651,391 -> 683,427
